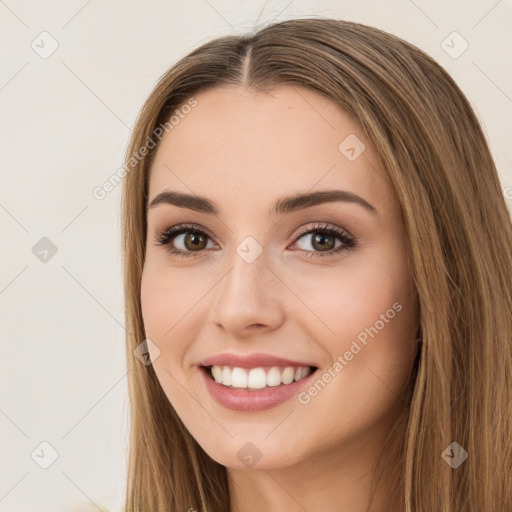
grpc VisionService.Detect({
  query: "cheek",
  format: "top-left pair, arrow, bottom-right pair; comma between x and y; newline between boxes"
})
139,263 -> 200,411
140,267 -> 169,341
290,260 -> 417,443
139,260 -> 194,370
140,259 -> 202,340
288,250 -> 414,346
287,244 -> 418,405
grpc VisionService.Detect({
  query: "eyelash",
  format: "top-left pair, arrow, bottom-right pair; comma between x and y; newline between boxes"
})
153,222 -> 356,259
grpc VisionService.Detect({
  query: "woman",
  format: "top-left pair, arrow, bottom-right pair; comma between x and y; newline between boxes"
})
121,18 -> 512,512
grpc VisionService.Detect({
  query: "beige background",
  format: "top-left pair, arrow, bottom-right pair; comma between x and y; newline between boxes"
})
1,1 -> 511,511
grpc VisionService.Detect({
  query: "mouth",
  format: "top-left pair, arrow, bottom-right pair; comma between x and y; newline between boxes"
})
200,364 -> 319,391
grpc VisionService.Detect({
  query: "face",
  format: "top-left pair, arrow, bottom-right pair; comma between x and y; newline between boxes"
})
140,85 -> 419,470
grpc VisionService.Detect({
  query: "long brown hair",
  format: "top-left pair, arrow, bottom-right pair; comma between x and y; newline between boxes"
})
121,18 -> 512,511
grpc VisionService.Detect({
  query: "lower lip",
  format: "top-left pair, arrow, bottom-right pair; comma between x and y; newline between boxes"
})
199,366 -> 317,412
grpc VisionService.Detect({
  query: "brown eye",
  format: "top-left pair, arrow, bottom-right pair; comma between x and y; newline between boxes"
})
154,224 -> 217,258
291,223 -> 356,258
310,232 -> 336,251
182,232 -> 208,251
295,231 -> 340,253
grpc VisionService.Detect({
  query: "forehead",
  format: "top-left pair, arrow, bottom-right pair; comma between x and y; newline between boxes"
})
148,85 -> 394,216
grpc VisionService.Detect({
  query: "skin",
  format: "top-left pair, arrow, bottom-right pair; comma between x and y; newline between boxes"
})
141,85 -> 419,512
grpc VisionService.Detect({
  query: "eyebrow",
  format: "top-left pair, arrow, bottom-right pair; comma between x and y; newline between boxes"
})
147,189 -> 378,216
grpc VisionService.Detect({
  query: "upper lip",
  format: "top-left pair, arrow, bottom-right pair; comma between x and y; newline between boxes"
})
199,352 -> 317,369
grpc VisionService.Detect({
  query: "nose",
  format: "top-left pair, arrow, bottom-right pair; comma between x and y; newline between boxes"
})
207,246 -> 286,337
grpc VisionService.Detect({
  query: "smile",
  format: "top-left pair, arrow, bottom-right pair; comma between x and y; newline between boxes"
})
207,364 -> 315,390
199,364 -> 319,412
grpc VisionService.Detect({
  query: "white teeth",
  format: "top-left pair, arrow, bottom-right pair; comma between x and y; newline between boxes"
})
231,367 -> 247,388
208,365 -> 314,389
281,367 -> 295,385
301,367 -> 311,379
222,366 -> 232,386
266,367 -> 282,387
247,368 -> 267,389
212,365 -> 223,383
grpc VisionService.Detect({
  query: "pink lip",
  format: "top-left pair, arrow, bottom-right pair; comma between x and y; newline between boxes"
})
198,352 -> 316,369
199,366 -> 317,412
